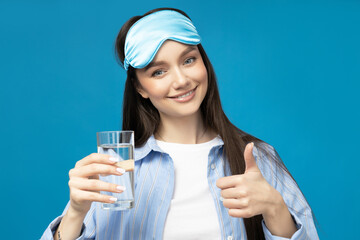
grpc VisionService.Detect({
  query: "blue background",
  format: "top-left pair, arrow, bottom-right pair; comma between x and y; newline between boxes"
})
0,0 -> 359,239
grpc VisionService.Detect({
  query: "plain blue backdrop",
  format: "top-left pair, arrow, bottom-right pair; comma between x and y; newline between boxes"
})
1,0 -> 359,239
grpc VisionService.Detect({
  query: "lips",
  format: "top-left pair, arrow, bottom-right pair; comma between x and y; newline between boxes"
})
168,86 -> 197,99
167,86 -> 197,103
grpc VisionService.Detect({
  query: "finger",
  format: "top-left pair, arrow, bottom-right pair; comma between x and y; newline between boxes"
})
228,208 -> 254,219
221,188 -> 247,199
244,142 -> 259,173
70,163 -> 125,178
216,175 -> 243,189
75,153 -> 119,168
115,159 -> 134,172
69,178 -> 126,193
71,188 -> 119,204
223,198 -> 249,209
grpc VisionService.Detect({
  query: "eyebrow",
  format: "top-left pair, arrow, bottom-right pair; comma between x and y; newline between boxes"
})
143,45 -> 197,71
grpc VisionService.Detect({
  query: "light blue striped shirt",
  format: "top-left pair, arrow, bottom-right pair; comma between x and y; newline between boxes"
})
42,135 -> 318,239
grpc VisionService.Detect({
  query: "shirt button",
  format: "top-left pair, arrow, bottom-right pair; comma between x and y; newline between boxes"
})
211,164 -> 215,170
219,196 -> 224,202
227,236 -> 233,240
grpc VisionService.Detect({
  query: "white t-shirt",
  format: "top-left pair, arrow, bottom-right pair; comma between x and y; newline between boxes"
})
156,137 -> 222,240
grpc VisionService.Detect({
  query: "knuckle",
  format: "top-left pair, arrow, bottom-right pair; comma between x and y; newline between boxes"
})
101,194 -> 110,202
243,209 -> 252,218
89,153 -> 97,160
68,169 -> 75,178
110,183 -> 117,192
235,191 -> 241,198
90,180 -> 99,189
70,191 -> 81,202
88,192 -> 98,201
75,163 -> 78,168
75,161 -> 80,168
242,188 -> 248,196
89,164 -> 98,172
243,198 -> 249,207
68,179 -> 74,187
236,177 -> 243,185
238,190 -> 246,197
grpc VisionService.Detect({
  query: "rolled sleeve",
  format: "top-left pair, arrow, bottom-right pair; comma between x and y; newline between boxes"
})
40,214 -> 86,240
40,201 -> 96,240
261,213 -> 306,240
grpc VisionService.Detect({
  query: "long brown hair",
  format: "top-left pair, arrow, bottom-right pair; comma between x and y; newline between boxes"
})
115,7 -> 308,240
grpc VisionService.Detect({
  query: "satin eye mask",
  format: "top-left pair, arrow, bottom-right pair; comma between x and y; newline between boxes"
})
123,10 -> 201,71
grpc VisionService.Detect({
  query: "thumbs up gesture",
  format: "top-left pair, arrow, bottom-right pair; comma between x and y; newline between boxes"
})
216,142 -> 284,219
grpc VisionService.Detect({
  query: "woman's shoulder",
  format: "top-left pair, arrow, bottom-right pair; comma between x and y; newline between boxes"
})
253,141 -> 277,159
252,141 -> 278,172
252,140 -> 299,190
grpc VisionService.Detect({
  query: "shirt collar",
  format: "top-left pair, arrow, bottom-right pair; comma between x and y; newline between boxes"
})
134,135 -> 224,161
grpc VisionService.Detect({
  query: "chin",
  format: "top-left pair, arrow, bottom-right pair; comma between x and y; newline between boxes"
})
165,106 -> 202,119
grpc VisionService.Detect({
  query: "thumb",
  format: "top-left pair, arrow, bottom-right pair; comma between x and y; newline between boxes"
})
244,142 -> 259,172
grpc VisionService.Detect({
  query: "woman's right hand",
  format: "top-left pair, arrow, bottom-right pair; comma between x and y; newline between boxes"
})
67,153 -> 126,216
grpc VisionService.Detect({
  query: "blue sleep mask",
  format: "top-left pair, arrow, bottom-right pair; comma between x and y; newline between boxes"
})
123,10 -> 201,71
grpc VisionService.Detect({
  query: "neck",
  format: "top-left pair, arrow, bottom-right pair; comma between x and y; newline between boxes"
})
155,110 -> 216,144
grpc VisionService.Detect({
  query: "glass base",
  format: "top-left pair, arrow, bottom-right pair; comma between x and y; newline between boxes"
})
102,199 -> 134,211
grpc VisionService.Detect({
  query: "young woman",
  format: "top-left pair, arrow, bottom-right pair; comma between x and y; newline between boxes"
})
42,8 -> 318,240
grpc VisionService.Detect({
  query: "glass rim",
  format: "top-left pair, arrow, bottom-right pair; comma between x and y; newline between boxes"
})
96,130 -> 134,134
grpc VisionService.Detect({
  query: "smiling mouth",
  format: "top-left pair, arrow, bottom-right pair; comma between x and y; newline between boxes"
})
169,87 -> 197,99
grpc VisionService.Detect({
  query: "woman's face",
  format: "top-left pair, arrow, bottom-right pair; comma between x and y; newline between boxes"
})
135,40 -> 208,120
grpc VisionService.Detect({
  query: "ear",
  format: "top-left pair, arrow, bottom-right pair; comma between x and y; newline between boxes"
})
136,87 -> 149,99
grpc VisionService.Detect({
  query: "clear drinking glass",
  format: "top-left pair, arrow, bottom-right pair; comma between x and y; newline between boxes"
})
97,131 -> 135,210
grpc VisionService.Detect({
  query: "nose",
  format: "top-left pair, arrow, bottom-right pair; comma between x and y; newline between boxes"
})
172,67 -> 190,89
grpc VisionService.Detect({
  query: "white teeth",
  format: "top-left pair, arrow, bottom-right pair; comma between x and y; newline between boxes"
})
176,90 -> 193,99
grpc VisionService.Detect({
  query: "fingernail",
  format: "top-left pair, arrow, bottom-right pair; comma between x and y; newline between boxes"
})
109,157 -> 119,162
251,142 -> 254,147
109,197 -> 117,202
116,168 -> 126,174
117,185 -> 126,191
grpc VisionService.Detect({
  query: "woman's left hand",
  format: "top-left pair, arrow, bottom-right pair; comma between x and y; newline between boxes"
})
216,142 -> 285,220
